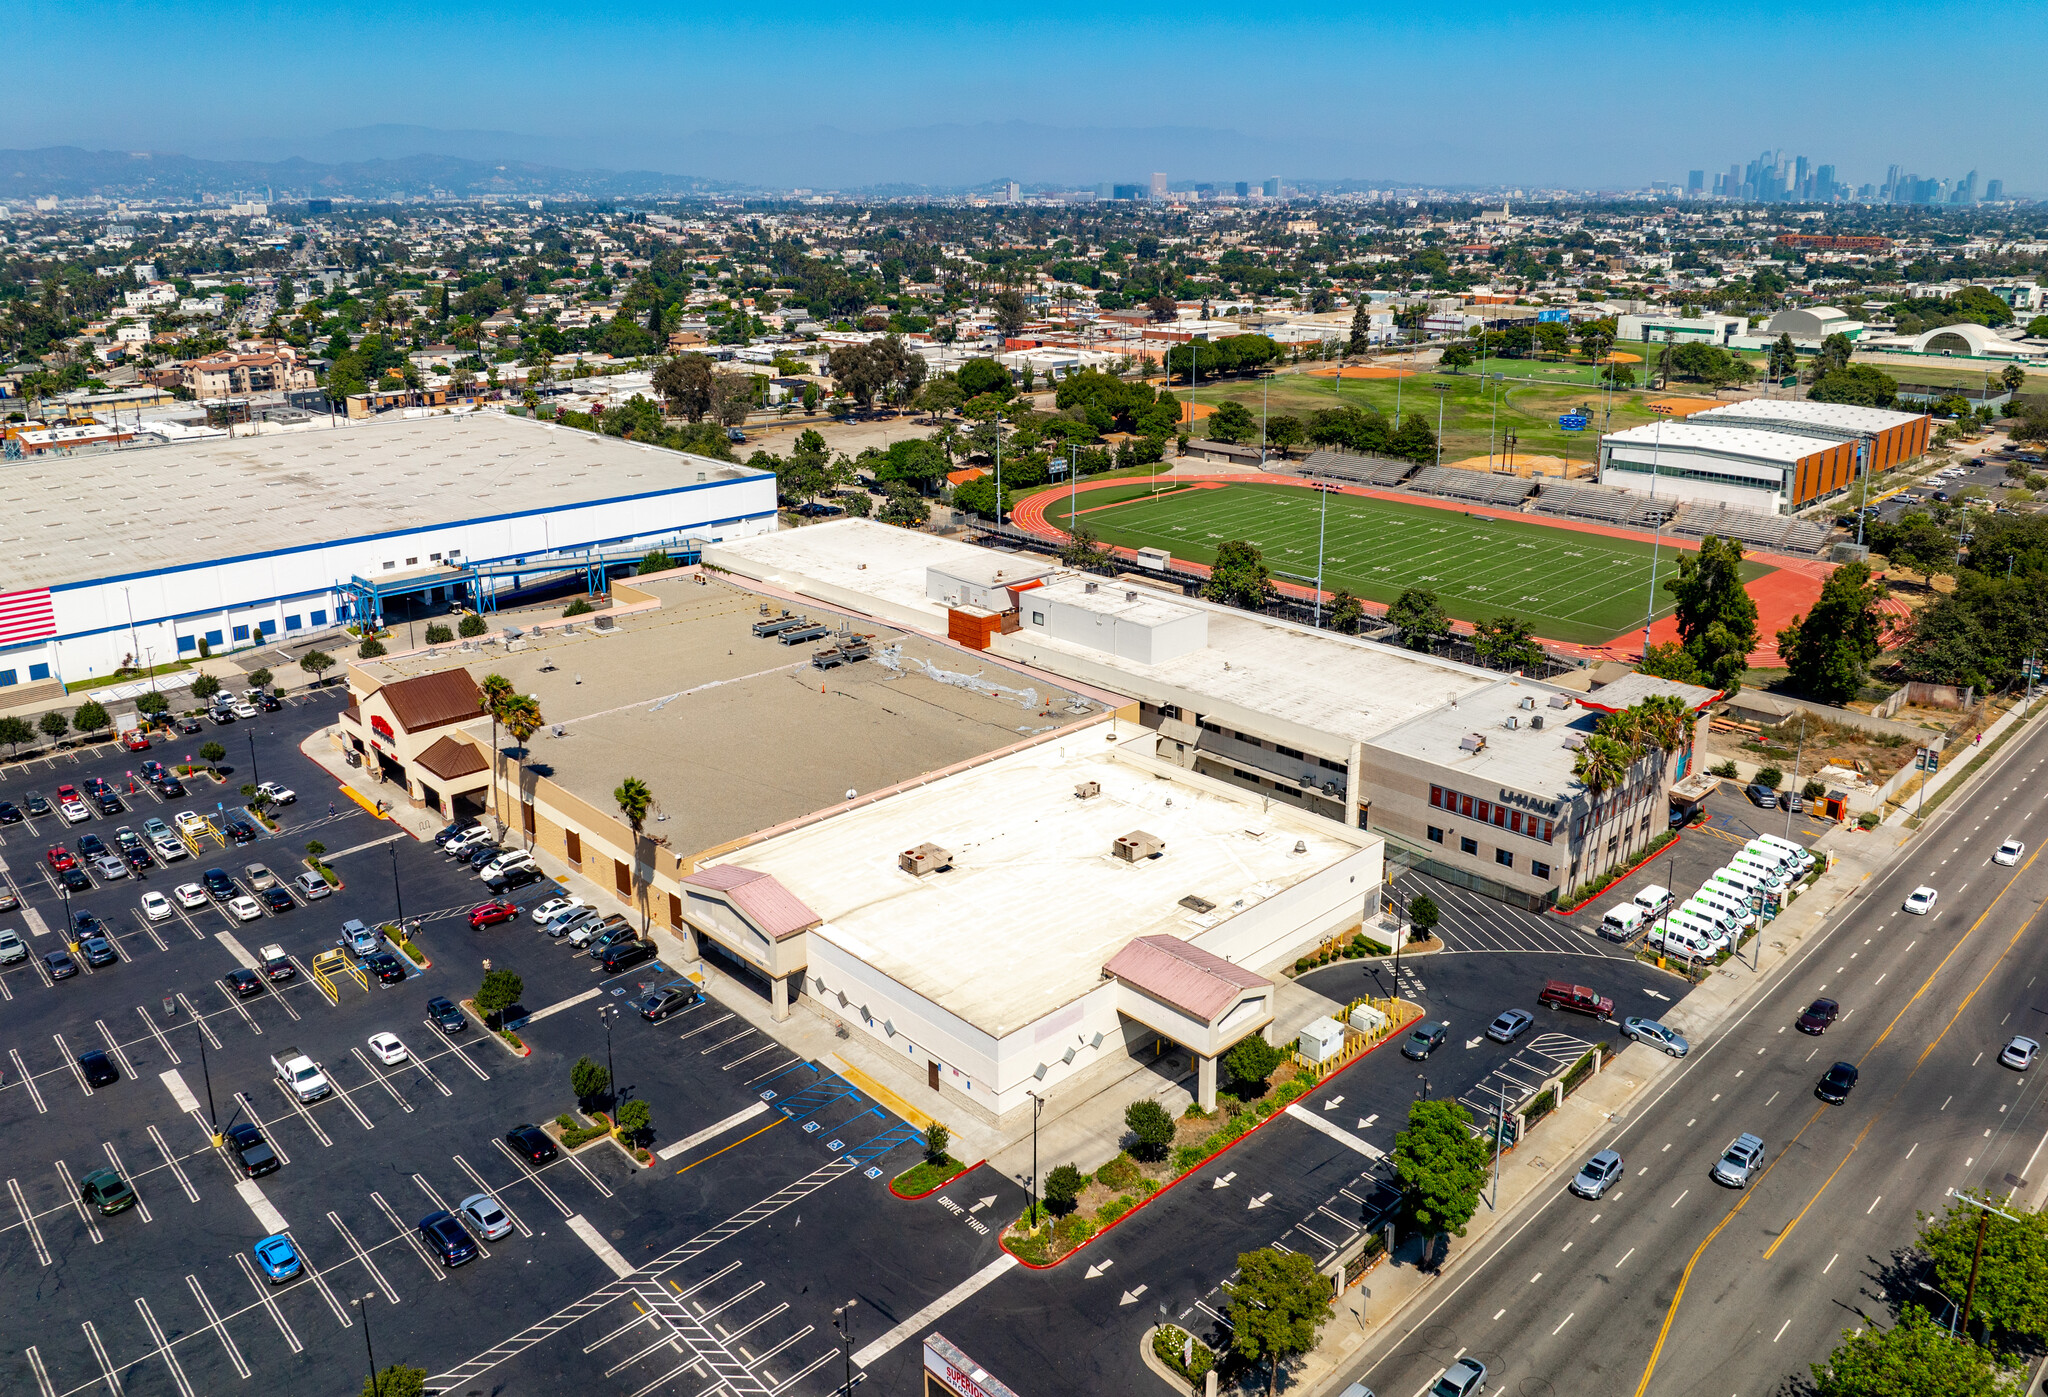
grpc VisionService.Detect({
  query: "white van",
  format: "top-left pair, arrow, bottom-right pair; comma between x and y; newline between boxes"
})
1727,854 -> 1788,891
1712,864 -> 1770,905
1649,918 -> 1716,961
1692,883 -> 1756,929
1671,904 -> 1732,949
1740,840 -> 1797,878
1600,903 -> 1646,941
1633,884 -> 1674,919
1754,833 -> 1815,874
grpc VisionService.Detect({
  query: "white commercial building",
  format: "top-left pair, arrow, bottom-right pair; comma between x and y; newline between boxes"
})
0,412 -> 776,692
1597,420 -> 1820,513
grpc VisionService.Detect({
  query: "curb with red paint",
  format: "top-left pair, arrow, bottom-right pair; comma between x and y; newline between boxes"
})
889,1158 -> 984,1200
1551,831 -> 1685,917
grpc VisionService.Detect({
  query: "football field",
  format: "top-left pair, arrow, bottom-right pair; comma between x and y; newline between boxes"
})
1049,481 -> 1773,646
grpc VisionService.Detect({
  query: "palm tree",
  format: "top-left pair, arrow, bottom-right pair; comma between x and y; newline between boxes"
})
614,777 -> 652,836
479,673 -> 516,831
1573,732 -> 1635,875
498,693 -> 544,845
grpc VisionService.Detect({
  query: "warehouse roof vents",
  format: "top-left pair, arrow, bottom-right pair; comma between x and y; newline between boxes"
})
899,842 -> 952,877
1075,781 -> 1101,800
1112,830 -> 1165,862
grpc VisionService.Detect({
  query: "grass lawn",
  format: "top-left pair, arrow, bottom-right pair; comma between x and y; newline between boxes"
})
1048,480 -> 1775,646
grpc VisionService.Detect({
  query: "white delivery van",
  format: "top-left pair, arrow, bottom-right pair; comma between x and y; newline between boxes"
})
1754,833 -> 1815,874
1727,853 -> 1788,891
1600,903 -> 1646,941
1711,864 -> 1770,906
1648,918 -> 1716,961
1633,884 -> 1674,919
1692,883 -> 1756,929
1672,903 -> 1732,949
1740,840 -> 1797,878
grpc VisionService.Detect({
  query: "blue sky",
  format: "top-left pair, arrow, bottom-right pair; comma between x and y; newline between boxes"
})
11,1 -> 2043,190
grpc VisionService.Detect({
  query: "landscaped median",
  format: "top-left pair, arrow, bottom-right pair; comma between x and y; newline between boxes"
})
460,999 -> 531,1056
380,922 -> 431,970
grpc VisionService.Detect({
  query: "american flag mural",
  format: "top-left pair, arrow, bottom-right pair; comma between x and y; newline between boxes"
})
0,588 -> 57,648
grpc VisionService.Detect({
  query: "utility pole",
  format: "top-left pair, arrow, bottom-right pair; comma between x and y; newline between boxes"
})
1783,715 -> 1807,840
353,1292 -> 382,1397
1314,480 -> 1329,628
1955,1192 -> 2019,1341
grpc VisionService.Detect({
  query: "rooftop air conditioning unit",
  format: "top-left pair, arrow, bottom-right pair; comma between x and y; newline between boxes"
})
1520,696 -> 1536,710
1548,693 -> 1573,709
1112,830 -> 1165,862
1459,733 -> 1486,753
898,842 -> 952,877
1530,714 -> 1545,730
1084,581 -> 1098,593
1075,781 -> 1101,800
1504,715 -> 1520,730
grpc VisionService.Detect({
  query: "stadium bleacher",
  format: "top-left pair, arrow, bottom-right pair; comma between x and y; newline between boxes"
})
1529,483 -> 1673,530
1405,466 -> 1536,508
1668,501 -> 1830,555
1296,450 -> 1417,488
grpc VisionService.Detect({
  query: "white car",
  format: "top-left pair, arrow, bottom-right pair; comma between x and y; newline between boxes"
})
255,782 -> 296,806
0,929 -> 27,964
230,701 -> 259,719
174,811 -> 207,836
227,895 -> 264,922
1994,839 -> 2024,867
366,1032 -> 408,1065
94,854 -> 129,880
140,891 -> 173,921
173,882 -> 208,909
60,799 -> 90,823
2001,1037 -> 2040,1071
530,895 -> 585,926
479,850 -> 535,881
1904,886 -> 1938,915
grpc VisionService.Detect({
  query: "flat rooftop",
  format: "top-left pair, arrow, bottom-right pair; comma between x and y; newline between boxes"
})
1600,422 -> 1818,464
703,727 -> 1360,1036
1373,677 -> 1593,800
1691,399 -> 1926,435
706,519 -> 993,629
0,410 -> 761,592
359,574 -> 1102,860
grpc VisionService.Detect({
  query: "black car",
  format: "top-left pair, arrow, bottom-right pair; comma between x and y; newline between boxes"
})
365,951 -> 406,985
58,866 -> 91,892
587,925 -> 638,958
73,910 -> 103,937
44,949 -> 77,980
483,864 -> 547,894
434,820 -> 481,848
175,717 -> 203,735
256,693 -> 282,712
599,940 -> 656,974
224,1121 -> 280,1177
504,1124 -> 558,1164
1402,1020 -> 1449,1060
418,1210 -> 479,1267
1817,1061 -> 1859,1103
639,986 -> 701,1022
157,777 -> 187,798
96,791 -> 122,815
466,844 -> 503,870
80,935 -> 118,967
78,1050 -> 120,1087
260,886 -> 294,914
77,833 -> 107,860
224,967 -> 265,998
426,996 -> 466,1033
224,820 -> 258,845
0,801 -> 19,823
23,793 -> 51,817
202,868 -> 235,901
140,761 -> 166,782
123,844 -> 153,872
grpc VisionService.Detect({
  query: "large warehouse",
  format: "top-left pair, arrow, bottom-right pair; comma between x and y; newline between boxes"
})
0,412 -> 775,693
1599,418 -> 1873,514
1687,398 -> 1930,470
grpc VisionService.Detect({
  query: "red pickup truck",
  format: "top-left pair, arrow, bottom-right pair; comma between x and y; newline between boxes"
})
1539,980 -> 1614,1018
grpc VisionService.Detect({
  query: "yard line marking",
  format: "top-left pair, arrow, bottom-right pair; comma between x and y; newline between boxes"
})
567,1213 -> 635,1278
103,1143 -> 152,1223
372,1190 -> 445,1278
148,1125 -> 199,1201
352,1048 -> 414,1112
136,1004 -> 180,1063
81,1319 -> 123,1395
59,1159 -> 105,1244
658,1102 -> 770,1161
186,1274 -> 251,1378
851,1254 -> 1019,1368
134,1296 -> 197,1397
234,1250 -> 304,1352
453,1153 -> 533,1238
12,1049 -> 47,1113
326,1211 -> 398,1305
10,1177 -> 51,1265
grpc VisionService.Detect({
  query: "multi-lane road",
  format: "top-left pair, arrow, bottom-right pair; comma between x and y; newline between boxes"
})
1336,710 -> 2048,1397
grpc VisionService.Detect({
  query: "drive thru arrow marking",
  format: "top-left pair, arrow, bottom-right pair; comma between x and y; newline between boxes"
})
1322,1095 -> 1344,1111
1643,988 -> 1670,1001
1120,1285 -> 1147,1305
1360,1113 -> 1378,1128
1465,1037 -> 1485,1049
968,1195 -> 997,1213
1248,1192 -> 1272,1210
1086,1259 -> 1115,1278
1212,1171 -> 1237,1190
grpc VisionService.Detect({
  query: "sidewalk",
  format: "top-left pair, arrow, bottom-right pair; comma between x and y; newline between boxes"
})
295,726 -> 443,843
1884,692 -> 2041,827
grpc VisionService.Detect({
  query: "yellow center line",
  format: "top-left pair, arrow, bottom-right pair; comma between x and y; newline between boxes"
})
674,1115 -> 782,1175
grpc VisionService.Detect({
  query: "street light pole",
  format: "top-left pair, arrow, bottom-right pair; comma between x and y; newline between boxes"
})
1954,1192 -> 2019,1341
388,844 -> 405,933
1783,715 -> 1807,841
353,1292 -> 382,1397
197,1017 -> 220,1144
1025,1089 -> 1044,1228
599,1004 -> 618,1113
1917,1279 -> 1961,1339
247,730 -> 260,795
832,1300 -> 858,1396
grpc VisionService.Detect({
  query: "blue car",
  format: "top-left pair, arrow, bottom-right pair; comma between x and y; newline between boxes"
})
253,1233 -> 301,1283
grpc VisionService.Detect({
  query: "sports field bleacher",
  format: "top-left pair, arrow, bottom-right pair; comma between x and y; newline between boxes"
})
1295,450 -> 1417,488
1529,483 -> 1674,530
1405,466 -> 1536,508
1668,501 -> 1830,555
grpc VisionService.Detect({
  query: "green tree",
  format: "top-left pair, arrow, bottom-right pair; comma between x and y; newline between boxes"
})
1472,615 -> 1545,671
1043,1163 -> 1084,1218
1224,1034 -> 1285,1091
562,598 -> 593,617
1387,588 -> 1450,651
1266,414 -> 1305,455
457,614 -> 488,638
1203,540 -> 1273,610
199,740 -> 226,767
1810,1307 -> 2006,1397
1808,363 -> 1900,409
358,1366 -> 430,1397
1205,399 -> 1258,443
474,968 -> 524,1024
304,839 -> 326,867
923,1120 -> 950,1165
1389,411 -> 1438,463
1667,534 -> 1759,696
1778,561 -> 1890,703
652,353 -> 714,421
637,548 -> 675,574
0,714 -> 33,756
135,691 -> 170,719
247,668 -> 273,689
358,636 -> 386,659
1407,894 -> 1439,940
1869,511 -> 1960,577
2000,363 -> 2026,395
424,623 -> 453,645
1224,1246 -> 1334,1397
191,673 -> 222,701
1638,641 -> 1703,683
299,649 -> 337,681
613,776 -> 652,839
1328,589 -> 1365,635
1124,1098 -> 1175,1162
1439,345 -> 1474,371
1393,1098 -> 1491,1255
1918,1192 -> 2048,1345
72,699 -> 111,736
956,357 -> 1010,399
571,1056 -> 611,1107
614,1098 -> 650,1140
878,482 -> 930,527
38,708 -> 70,743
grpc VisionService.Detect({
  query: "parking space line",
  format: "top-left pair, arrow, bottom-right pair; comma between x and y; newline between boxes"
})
352,1048 -> 414,1113
411,1173 -> 490,1258
135,1295 -> 197,1397
235,1091 -> 293,1166
372,1190 -> 446,1279
270,1079 -> 334,1147
136,1004 -> 181,1064
186,1274 -> 251,1379
406,1044 -> 453,1098
134,919 -> 169,953
177,993 -> 222,1048
24,1345 -> 55,1397
491,1137 -> 573,1217
147,1125 -> 200,1202
562,1147 -> 615,1198
658,1102 -> 771,1161
676,1012 -> 737,1040
11,1048 -> 48,1113
722,1044 -> 778,1072
95,1019 -> 138,1079
233,1251 -> 304,1353
58,1159 -> 105,1243
81,1319 -> 123,1395
103,1143 -> 152,1223
322,1064 -> 376,1130
327,1211 -> 401,1304
745,1057 -> 809,1086
9,1177 -> 51,1265
55,1034 -> 96,1095
699,1029 -> 755,1056
215,979 -> 262,1034
428,1022 -> 491,1080
451,1152 -> 532,1237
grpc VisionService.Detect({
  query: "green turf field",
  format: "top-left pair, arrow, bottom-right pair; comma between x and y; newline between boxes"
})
1049,481 -> 1774,646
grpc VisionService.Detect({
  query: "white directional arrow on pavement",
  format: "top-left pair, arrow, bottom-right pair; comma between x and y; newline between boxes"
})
1643,988 -> 1670,1001
1321,1095 -> 1344,1111
1360,1113 -> 1378,1128
1120,1285 -> 1148,1305
1465,1036 -> 1485,1049
1247,1192 -> 1273,1210
1086,1259 -> 1115,1279
1212,1171 -> 1237,1190
968,1195 -> 997,1213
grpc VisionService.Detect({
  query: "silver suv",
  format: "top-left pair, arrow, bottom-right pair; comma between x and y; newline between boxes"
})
1712,1133 -> 1765,1188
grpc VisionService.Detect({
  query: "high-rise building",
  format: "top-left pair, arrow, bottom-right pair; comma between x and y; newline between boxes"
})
1148,172 -> 1168,200
1112,184 -> 1143,201
1687,170 -> 1705,193
1003,181 -> 1020,203
1094,182 -> 1112,200
1815,164 -> 1836,200
1986,178 -> 2004,202
1262,177 -> 1281,198
1234,182 -> 1250,197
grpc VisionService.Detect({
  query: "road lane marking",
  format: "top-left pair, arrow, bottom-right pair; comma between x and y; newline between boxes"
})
850,1253 -> 1018,1367
1616,1247 -> 1634,1268
567,1212 -> 635,1278
1553,1312 -> 1575,1335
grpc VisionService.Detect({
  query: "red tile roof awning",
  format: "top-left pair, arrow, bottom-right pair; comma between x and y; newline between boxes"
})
1104,935 -> 1270,1023
682,865 -> 821,941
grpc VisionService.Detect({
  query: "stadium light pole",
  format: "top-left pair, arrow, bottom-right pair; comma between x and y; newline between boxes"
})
1314,481 -> 1329,628
1639,419 -> 1666,661
1432,382 -> 1452,469
1854,434 -> 1872,547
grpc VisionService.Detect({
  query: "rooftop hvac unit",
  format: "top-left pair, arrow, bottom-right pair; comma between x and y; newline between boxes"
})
1504,715 -> 1520,730
898,842 -> 952,877
1520,696 -> 1536,710
1322,781 -> 1340,796
1084,581 -> 1099,593
1548,693 -> 1573,709
1459,733 -> 1486,753
1074,781 -> 1101,800
1112,830 -> 1165,862
1530,714 -> 1545,730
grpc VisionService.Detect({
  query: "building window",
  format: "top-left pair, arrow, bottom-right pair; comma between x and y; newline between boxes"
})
382,562 -> 395,571
1460,836 -> 1478,855
177,636 -> 196,654
522,801 -> 536,835
204,630 -> 223,648
1429,785 -> 1443,809
1495,848 -> 1513,869
1493,805 -> 1507,828
406,557 -> 418,566
430,553 -> 443,563
0,670 -> 13,687
1159,704 -> 1181,720
233,625 -> 250,642
1426,825 -> 1443,844
1275,744 -> 1303,759
1542,819 -> 1555,841
285,615 -> 302,632
311,609 -> 328,627
1532,860 -> 1552,880
1031,611 -> 1045,626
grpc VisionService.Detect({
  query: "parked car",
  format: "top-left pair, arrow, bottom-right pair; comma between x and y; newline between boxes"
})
1570,1149 -> 1625,1199
79,934 -> 118,967
0,930 -> 26,964
339,920 -> 381,956
202,868 -> 235,901
365,952 -> 407,985
469,900 -> 519,929
0,801 -> 18,824
78,1050 -> 121,1087
531,895 -> 584,925
1745,783 -> 1778,809
294,871 -> 332,900
173,882 -> 208,909
254,782 -> 296,806
504,1123 -> 558,1164
1538,980 -> 1613,1018
261,886 -> 295,914
548,908 -> 602,941
22,793 -> 50,817
367,1032 -> 408,1065
79,1167 -> 137,1216
244,863 -> 277,891
586,924 -> 639,957
458,1192 -> 513,1241
224,1122 -> 280,1177
223,819 -> 259,845
1401,1020 -> 1449,1060
227,895 -> 264,922
435,819 -> 482,848
44,949 -> 78,980
252,1234 -> 301,1283
418,1210 -> 479,1267
224,968 -> 266,998
599,939 -> 656,973
426,996 -> 467,1033
484,864 -> 547,894
639,986 -> 702,1021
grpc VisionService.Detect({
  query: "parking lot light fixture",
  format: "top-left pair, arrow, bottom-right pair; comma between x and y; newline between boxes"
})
352,1291 -> 381,1396
832,1299 -> 858,1396
598,1004 -> 618,1115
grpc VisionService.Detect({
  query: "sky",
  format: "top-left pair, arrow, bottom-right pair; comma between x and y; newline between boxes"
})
10,1 -> 2045,192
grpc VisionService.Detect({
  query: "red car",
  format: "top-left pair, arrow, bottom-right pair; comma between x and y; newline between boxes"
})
121,732 -> 150,752
467,900 -> 518,929
46,846 -> 77,872
55,784 -> 80,803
